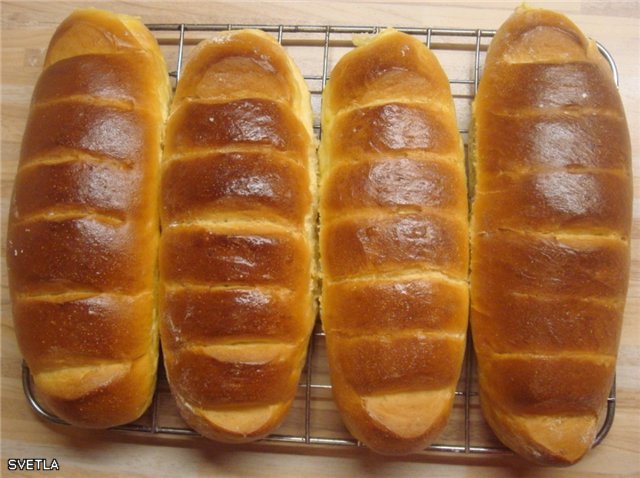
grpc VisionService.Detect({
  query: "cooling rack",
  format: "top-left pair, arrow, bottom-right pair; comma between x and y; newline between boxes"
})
22,23 -> 619,459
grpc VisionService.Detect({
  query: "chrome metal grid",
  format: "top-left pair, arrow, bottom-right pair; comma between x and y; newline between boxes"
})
22,23 -> 618,458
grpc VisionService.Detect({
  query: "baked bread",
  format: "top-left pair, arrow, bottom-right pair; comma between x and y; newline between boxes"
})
159,30 -> 317,442
6,9 -> 170,427
319,29 -> 468,455
470,6 -> 632,465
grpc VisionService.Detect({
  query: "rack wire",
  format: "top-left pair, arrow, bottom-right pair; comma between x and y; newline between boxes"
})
22,23 -> 619,459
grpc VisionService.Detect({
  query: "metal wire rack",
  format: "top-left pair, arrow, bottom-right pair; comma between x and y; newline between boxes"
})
23,23 -> 619,459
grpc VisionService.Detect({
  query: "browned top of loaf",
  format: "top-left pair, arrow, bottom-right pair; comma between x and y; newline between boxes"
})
470,6 -> 631,465
321,30 -> 467,283
472,7 -> 632,357
8,8 -> 168,297
319,29 -> 468,455
325,103 -> 460,164
34,52 -> 162,110
164,99 -> 310,159
6,8 -> 169,428
161,152 -> 311,227
159,28 -> 314,434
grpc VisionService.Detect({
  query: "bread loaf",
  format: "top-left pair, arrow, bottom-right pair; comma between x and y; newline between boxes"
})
159,30 -> 317,442
319,29 -> 468,455
6,9 -> 170,427
470,7 -> 632,465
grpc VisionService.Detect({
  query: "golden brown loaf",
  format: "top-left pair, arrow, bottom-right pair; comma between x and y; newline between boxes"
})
6,9 -> 171,427
319,29 -> 468,455
159,30 -> 317,442
470,7 -> 632,465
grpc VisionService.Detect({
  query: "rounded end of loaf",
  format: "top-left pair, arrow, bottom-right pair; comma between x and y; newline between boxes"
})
44,9 -> 150,66
479,393 -> 598,466
160,340 -> 309,443
485,5 -> 611,78
172,394 -> 293,443
31,352 -> 157,428
43,8 -> 171,112
333,386 -> 455,455
21,8 -> 170,143
491,5 -> 588,56
322,28 -> 452,120
171,29 -> 312,127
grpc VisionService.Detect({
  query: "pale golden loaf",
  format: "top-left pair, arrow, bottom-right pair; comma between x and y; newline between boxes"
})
319,29 -> 468,455
159,30 -> 317,443
6,8 -> 171,427
470,7 -> 632,465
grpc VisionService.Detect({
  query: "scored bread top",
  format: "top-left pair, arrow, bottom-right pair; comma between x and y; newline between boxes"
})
159,29 -> 316,442
43,9 -> 165,66
322,30 -> 451,114
7,8 -> 170,427
470,6 -> 631,465
171,31 -> 303,106
320,29 -> 468,455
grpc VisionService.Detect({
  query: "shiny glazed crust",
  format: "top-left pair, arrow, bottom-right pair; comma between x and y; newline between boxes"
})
319,29 -> 468,455
470,6 -> 632,465
159,30 -> 317,443
6,8 -> 171,427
